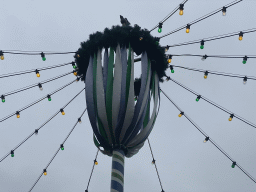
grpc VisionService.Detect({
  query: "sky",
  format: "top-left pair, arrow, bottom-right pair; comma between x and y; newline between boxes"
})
0,0 -> 256,191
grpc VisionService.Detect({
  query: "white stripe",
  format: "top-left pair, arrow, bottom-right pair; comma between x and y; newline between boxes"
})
112,158 -> 124,167
112,169 -> 124,179
111,176 -> 124,186
113,151 -> 124,159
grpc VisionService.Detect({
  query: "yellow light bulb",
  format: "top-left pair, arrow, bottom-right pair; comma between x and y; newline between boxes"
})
239,36 -> 243,41
1,55 -> 4,60
186,28 -> 190,33
228,117 -> 232,121
44,172 -> 47,176
178,114 -> 182,117
61,111 -> 65,115
17,114 -> 20,118
203,140 -> 207,143
95,161 -> 98,165
139,37 -> 143,41
36,73 -> 40,77
74,72 -> 77,76
168,59 -> 172,63
179,10 -> 183,15
204,75 -> 207,79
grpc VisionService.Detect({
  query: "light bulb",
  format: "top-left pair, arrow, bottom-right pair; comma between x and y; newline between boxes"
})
74,72 -> 77,76
0,55 -> 4,60
11,151 -> 14,157
186,28 -> 190,33
222,7 -> 226,16
44,171 -> 47,176
139,37 -> 143,41
41,52 -> 46,61
168,59 -> 172,63
171,69 -> 174,73
200,45 -> 204,49
17,114 -> 20,118
1,95 -> 5,103
62,111 -> 65,115
2,99 -> 5,103
239,36 -> 243,41
178,112 -> 183,117
16,112 -> 20,118
231,162 -> 236,168
228,117 -> 232,121
222,12 -> 226,16
95,161 -> 98,165
36,73 -> 40,77
158,28 -> 162,33
179,10 -> 183,15
204,75 -> 207,79
179,4 -> 184,15
203,137 -> 209,143
47,95 -> 51,101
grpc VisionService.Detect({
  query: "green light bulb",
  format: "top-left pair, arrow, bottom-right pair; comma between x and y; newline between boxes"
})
11,154 -> 14,157
48,98 -> 51,101
196,98 -> 199,102
61,147 -> 64,150
231,164 -> 235,168
200,45 -> 204,49
171,69 -> 174,73
42,57 -> 46,61
2,99 -> 5,103
158,28 -> 162,33
73,65 -> 77,69
242,60 -> 246,64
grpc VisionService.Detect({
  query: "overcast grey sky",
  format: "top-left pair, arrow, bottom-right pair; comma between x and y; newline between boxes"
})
0,0 -> 256,191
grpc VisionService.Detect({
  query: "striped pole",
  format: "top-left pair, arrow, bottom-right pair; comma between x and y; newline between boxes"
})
111,149 -> 125,192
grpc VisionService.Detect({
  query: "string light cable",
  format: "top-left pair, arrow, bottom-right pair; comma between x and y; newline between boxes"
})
164,28 -> 256,48
147,138 -> 164,192
0,61 -> 76,79
160,89 -> 256,184
86,149 -> 100,192
28,108 -> 87,192
159,0 -> 243,39
2,50 -> 76,55
169,65 -> 256,82
1,71 -> 74,100
166,77 -> 256,129
149,0 -> 189,32
0,77 -> 79,123
0,88 -> 85,162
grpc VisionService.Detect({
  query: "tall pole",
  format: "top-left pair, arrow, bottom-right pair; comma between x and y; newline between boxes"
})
111,149 -> 125,192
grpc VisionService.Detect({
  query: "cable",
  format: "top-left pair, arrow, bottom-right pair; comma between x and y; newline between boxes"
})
167,77 -> 256,129
0,62 -> 74,79
0,88 -> 85,163
147,138 -> 164,192
0,78 -> 79,123
149,0 -> 189,32
165,28 -> 256,48
160,89 -> 256,184
160,0 -> 243,39
170,65 -> 256,80
167,54 -> 256,59
3,51 -> 76,55
86,149 -> 100,191
28,108 -> 87,192
1,71 -> 74,97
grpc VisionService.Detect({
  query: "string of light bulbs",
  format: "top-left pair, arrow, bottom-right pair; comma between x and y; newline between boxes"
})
1,71 -> 75,101
160,89 -> 256,184
149,0 -> 189,33
28,108 -> 87,192
166,77 -> 256,129
167,65 -> 256,84
0,77 -> 80,123
147,138 -> 164,192
159,0 -> 243,39
164,28 -> 256,49
166,54 -> 256,64
0,88 -> 85,162
85,149 -> 100,192
0,61 -> 77,79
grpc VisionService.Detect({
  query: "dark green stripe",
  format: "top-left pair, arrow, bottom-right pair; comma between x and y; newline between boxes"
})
113,154 -> 124,163
125,43 -> 132,109
112,172 -> 124,183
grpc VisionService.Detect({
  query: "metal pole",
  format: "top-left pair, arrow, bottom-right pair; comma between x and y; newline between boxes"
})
111,149 -> 125,192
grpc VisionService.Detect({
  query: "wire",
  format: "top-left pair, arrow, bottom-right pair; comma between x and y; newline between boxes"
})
3,51 -> 76,55
170,65 -> 256,80
2,71 -> 74,97
0,62 -> 73,79
147,138 -> 164,191
160,0 -> 243,39
86,149 -> 100,191
167,77 -> 256,129
28,108 -> 87,192
0,88 -> 85,163
168,54 -> 256,59
149,0 -> 189,32
165,28 -> 256,48
160,89 -> 256,184
0,78 -> 78,123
